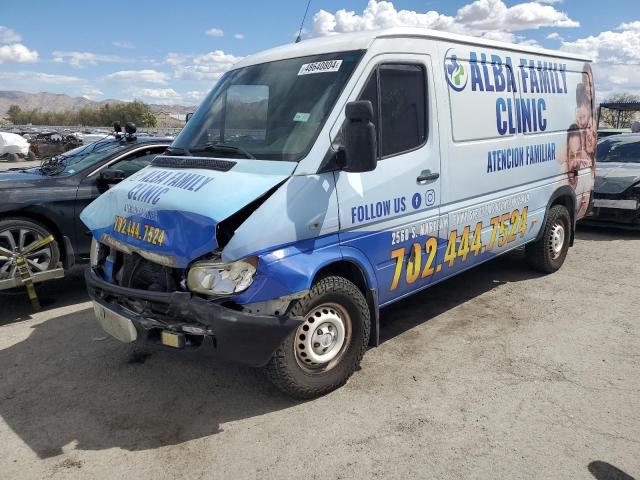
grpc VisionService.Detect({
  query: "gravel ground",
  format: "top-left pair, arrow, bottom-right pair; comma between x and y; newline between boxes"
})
0,226 -> 638,479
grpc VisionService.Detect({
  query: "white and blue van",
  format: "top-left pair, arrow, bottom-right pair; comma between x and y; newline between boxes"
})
82,27 -> 595,398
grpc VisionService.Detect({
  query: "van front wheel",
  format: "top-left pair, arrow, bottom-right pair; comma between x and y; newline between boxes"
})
263,276 -> 370,399
525,204 -> 571,273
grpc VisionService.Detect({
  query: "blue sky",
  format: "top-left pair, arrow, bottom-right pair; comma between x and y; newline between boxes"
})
0,0 -> 638,105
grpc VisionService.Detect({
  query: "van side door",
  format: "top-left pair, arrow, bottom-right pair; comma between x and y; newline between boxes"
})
335,53 -> 442,305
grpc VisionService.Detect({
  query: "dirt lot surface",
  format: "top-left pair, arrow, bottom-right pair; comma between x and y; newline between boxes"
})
0,226 -> 638,479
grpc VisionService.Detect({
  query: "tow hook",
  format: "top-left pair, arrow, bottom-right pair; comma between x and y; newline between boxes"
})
0,234 -> 57,310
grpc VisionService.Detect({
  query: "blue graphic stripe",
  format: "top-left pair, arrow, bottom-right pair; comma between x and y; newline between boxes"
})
93,209 -> 219,268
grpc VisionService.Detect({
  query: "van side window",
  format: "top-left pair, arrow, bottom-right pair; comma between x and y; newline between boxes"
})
359,71 -> 380,157
359,63 -> 427,159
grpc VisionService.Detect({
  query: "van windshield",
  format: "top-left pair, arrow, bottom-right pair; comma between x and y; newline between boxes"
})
171,50 -> 364,162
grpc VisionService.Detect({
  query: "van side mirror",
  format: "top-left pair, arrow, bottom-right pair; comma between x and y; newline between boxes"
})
99,168 -> 126,185
343,100 -> 377,173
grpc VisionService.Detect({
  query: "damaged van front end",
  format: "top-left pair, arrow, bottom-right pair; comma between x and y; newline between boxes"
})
81,157 -> 308,366
80,48 -> 366,374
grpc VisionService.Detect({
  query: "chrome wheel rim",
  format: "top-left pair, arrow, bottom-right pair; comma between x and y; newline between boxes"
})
0,227 -> 53,279
294,303 -> 351,373
548,223 -> 565,259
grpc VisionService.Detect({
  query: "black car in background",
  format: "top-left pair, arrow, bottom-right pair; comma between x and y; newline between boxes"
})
583,133 -> 640,228
0,133 -> 171,289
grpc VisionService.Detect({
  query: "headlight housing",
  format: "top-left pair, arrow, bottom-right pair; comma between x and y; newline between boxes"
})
90,237 -> 100,267
187,256 -> 258,295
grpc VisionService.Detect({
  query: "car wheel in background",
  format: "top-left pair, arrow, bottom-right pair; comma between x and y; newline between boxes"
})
0,218 -> 60,280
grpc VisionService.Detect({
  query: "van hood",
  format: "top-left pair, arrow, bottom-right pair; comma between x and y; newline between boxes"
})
80,157 -> 296,268
595,162 -> 640,195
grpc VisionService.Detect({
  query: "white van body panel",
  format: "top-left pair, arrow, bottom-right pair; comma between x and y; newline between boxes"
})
82,27 -> 594,311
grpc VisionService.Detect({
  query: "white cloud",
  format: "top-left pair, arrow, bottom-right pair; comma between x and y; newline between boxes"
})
560,22 -> 640,64
456,0 -> 578,30
0,71 -> 82,84
559,22 -> 640,99
105,69 -> 169,84
617,21 -> 640,32
127,88 -> 205,105
0,71 -> 98,97
546,32 -> 563,41
112,40 -> 135,49
81,86 -> 104,100
0,43 -> 38,64
166,50 -> 242,81
234,33 -> 244,40
183,91 -> 207,103
131,87 -> 180,99
311,2 -> 455,37
310,0 -> 578,39
480,30 -> 540,46
52,51 -> 127,68
0,26 -> 21,44
205,28 -> 224,37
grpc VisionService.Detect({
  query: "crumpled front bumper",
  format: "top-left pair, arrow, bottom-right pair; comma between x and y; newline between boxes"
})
85,267 -> 303,367
582,195 -> 640,229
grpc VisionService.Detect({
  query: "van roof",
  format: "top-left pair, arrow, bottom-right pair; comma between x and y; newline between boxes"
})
234,27 -> 591,69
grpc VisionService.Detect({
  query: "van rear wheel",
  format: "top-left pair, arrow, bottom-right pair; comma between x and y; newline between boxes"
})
525,204 -> 571,273
263,275 -> 370,399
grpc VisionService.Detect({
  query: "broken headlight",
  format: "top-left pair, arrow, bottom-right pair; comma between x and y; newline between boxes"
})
187,257 -> 258,295
90,237 -> 100,267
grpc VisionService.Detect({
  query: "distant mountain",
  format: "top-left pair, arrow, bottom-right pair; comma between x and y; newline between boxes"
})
0,91 -> 195,116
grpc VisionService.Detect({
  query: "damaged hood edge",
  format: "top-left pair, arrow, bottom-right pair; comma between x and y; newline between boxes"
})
595,162 -> 640,194
80,157 -> 297,268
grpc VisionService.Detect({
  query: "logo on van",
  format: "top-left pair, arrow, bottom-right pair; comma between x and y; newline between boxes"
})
444,49 -> 468,92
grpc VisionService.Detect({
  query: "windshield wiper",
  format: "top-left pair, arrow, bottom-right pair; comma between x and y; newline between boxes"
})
165,146 -> 192,156
191,143 -> 255,159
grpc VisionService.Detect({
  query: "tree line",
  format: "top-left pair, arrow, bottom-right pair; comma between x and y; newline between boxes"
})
598,93 -> 640,129
6,100 -> 158,127
4,93 -> 639,130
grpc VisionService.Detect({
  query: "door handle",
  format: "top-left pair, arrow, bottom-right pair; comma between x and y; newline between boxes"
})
417,170 -> 439,184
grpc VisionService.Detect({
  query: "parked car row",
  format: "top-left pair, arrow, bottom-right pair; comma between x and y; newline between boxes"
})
0,126 -> 117,162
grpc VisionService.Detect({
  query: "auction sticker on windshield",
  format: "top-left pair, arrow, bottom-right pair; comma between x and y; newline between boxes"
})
298,60 -> 342,75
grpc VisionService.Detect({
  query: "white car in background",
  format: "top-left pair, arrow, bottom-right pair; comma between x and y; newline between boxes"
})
0,131 -> 33,162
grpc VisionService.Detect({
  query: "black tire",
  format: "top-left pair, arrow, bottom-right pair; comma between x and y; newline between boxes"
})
0,217 -> 60,279
525,204 -> 571,273
263,275 -> 370,399
6,153 -> 19,163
